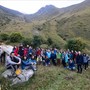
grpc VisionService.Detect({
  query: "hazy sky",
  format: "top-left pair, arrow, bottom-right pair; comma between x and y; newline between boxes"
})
0,0 -> 84,14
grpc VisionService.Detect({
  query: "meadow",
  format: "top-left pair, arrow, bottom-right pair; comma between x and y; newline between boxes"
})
0,64 -> 90,90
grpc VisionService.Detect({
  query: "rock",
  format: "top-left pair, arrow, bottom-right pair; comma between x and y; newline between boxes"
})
2,69 -> 34,85
2,69 -> 13,78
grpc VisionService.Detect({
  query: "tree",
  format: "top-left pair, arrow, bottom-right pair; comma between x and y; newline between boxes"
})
47,37 -> 53,45
22,38 -> 32,46
10,32 -> 23,42
0,33 -> 9,41
66,39 -> 86,51
32,35 -> 43,48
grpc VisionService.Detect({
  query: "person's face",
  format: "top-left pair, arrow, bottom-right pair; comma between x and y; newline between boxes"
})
32,56 -> 34,59
24,57 -> 27,60
27,45 -> 29,47
52,51 -> 54,53
78,51 -> 81,55
11,53 -> 15,57
70,60 -> 72,63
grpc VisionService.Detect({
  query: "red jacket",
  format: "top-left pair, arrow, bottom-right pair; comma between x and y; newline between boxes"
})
24,48 -> 28,57
14,47 -> 19,56
36,50 -> 41,56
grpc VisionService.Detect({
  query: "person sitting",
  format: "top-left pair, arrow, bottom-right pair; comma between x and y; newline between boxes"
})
31,55 -> 37,65
31,55 -> 37,71
21,56 -> 32,70
21,56 -> 37,70
6,52 -> 21,75
67,59 -> 75,70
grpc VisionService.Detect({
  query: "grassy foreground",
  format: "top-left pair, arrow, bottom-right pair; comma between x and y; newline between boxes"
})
0,64 -> 90,90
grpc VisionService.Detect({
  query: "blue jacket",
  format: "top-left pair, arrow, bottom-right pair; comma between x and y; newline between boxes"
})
46,52 -> 51,59
65,53 -> 69,63
68,62 -> 75,68
50,53 -> 56,60
83,56 -> 88,63
21,59 -> 32,69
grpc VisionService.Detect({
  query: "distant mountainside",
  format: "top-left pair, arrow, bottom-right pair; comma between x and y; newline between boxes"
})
0,5 -> 23,16
0,5 -> 24,29
24,5 -> 60,22
0,0 -> 90,51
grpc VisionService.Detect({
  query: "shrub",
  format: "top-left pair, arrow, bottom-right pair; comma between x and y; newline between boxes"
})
66,39 -> 86,51
32,35 -> 44,48
51,43 -> 61,49
10,32 -> 23,42
47,37 -> 53,46
22,38 -> 32,46
0,33 -> 9,41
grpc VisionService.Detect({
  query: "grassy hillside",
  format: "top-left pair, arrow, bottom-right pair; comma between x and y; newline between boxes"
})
0,65 -> 90,90
0,0 -> 90,50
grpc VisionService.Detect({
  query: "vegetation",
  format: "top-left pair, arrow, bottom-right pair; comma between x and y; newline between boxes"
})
0,0 -> 90,50
32,35 -> 45,48
66,39 -> 86,51
0,33 -> 9,41
47,37 -> 53,46
22,38 -> 32,46
9,32 -> 23,43
0,65 -> 90,90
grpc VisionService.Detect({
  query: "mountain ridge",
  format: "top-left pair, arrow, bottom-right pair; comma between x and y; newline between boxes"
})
0,0 -> 90,52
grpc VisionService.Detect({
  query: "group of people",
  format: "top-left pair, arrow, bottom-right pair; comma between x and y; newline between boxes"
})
0,44 -> 90,74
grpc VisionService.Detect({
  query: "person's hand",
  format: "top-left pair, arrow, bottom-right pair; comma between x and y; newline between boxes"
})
17,62 -> 21,65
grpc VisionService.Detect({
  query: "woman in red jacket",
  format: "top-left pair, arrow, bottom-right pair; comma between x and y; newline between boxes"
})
13,46 -> 19,56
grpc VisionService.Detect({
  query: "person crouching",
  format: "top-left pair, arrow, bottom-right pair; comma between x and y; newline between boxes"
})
67,59 -> 75,71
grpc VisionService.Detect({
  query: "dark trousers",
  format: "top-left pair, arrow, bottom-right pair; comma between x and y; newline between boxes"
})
52,59 -> 56,66
0,53 -> 5,64
57,59 -> 61,66
83,62 -> 88,70
46,58 -> 50,65
7,64 -> 19,73
77,64 -> 83,73
62,60 -> 66,67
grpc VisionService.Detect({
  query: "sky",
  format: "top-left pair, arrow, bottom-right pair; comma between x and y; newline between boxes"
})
0,0 -> 85,14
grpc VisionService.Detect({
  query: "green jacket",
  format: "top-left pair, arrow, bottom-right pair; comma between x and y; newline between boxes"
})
56,53 -> 62,59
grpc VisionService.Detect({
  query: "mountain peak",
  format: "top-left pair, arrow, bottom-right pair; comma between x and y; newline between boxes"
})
44,5 -> 57,9
35,5 -> 59,15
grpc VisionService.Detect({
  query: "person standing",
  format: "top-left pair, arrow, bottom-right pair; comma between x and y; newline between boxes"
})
46,49 -> 51,66
51,51 -> 56,66
56,51 -> 62,66
62,52 -> 66,68
18,44 -> 24,59
76,51 -> 83,73
83,53 -> 88,70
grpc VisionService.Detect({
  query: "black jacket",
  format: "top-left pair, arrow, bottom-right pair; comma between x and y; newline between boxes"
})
76,54 -> 83,64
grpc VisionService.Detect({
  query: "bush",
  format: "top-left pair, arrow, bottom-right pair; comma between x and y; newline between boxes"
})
47,37 -> 53,45
66,39 -> 86,51
32,35 -> 44,48
0,33 -> 9,41
51,43 -> 61,49
22,38 -> 32,46
10,32 -> 23,42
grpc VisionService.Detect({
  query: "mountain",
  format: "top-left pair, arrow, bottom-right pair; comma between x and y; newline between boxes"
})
0,5 -> 23,16
0,0 -> 90,52
24,5 -> 60,22
0,5 -> 25,29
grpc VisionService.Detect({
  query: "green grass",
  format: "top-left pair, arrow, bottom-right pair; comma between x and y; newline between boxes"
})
0,64 -> 90,90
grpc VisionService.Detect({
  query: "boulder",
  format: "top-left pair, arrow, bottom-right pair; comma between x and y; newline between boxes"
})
2,69 -> 34,85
